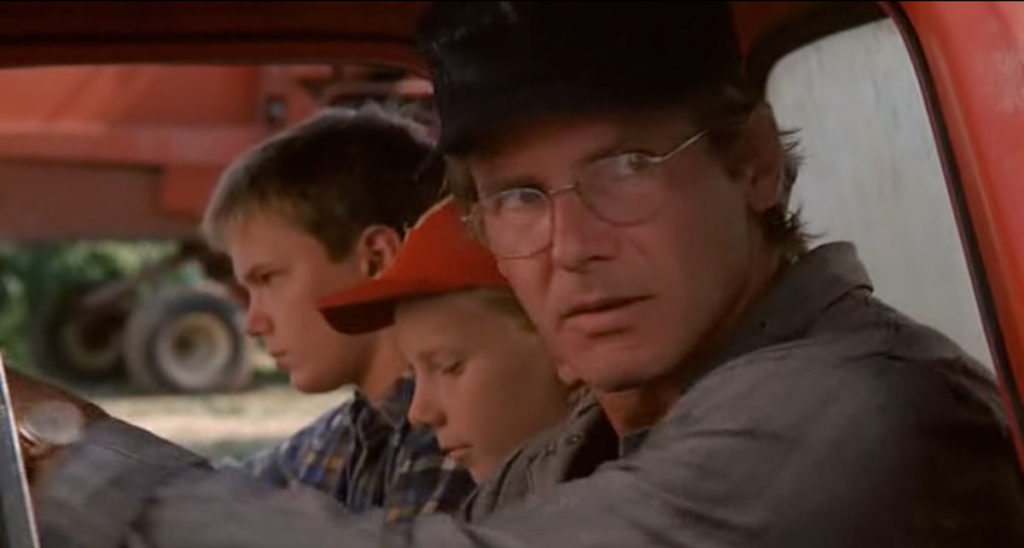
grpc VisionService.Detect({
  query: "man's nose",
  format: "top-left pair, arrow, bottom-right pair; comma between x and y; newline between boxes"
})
548,192 -> 619,271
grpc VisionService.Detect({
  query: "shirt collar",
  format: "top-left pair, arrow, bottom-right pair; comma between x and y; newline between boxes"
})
688,242 -> 873,389
379,372 -> 417,426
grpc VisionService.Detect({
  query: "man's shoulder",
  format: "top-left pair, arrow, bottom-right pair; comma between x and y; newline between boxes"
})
639,296 -> 1024,545
672,293 -> 1004,445
463,393 -> 616,521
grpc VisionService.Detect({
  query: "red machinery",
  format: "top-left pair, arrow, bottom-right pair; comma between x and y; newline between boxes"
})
0,60 -> 430,391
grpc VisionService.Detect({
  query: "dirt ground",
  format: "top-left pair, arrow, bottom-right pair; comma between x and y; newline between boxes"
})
89,379 -> 354,460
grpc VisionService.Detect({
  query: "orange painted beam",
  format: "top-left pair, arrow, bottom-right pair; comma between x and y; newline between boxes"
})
896,0 -> 1024,464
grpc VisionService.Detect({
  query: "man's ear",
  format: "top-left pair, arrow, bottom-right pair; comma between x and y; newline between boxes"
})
734,105 -> 786,214
352,225 -> 402,279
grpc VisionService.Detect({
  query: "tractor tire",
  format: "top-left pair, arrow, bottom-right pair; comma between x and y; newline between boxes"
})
29,280 -> 129,381
123,285 -> 251,393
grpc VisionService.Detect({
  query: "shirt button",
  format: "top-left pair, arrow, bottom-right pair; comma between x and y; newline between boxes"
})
567,434 -> 582,445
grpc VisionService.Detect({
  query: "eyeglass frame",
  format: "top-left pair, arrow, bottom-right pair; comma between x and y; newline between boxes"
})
466,127 -> 711,259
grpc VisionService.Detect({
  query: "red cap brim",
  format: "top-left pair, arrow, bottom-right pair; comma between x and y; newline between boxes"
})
318,198 -> 509,334
319,277 -> 439,334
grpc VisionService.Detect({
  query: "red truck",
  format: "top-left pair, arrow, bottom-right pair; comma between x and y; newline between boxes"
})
0,1 -> 1020,469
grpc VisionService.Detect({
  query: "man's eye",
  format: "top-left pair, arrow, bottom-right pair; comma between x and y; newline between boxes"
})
615,152 -> 655,174
494,188 -> 545,210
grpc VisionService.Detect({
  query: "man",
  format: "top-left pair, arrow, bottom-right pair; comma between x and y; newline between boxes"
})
11,3 -> 1024,547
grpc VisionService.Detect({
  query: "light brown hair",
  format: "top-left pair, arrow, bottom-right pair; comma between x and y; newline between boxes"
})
202,104 -> 443,259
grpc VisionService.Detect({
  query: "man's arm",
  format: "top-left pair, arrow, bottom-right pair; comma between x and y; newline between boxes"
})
35,413 -> 702,548
32,348 -> 1024,548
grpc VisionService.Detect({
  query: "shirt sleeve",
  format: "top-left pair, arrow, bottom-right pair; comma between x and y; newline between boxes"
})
380,423 -> 476,521
217,399 -> 359,492
35,350 -> 1024,548
216,437 -> 296,489
31,417 -> 209,548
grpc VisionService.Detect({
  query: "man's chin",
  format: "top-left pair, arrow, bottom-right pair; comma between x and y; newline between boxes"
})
575,356 -> 662,393
569,340 -> 679,393
584,374 -> 651,394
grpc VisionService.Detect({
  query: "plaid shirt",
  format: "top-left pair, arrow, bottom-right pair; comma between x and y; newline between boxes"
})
231,376 -> 475,522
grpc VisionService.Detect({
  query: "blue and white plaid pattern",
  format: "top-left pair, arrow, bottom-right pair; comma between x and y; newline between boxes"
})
235,376 -> 475,522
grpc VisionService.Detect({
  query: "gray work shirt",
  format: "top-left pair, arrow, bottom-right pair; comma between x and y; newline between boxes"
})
460,391 -> 620,522
34,242 -> 1024,547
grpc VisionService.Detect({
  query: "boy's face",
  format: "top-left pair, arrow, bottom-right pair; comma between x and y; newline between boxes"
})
397,291 -> 570,483
225,213 -> 375,393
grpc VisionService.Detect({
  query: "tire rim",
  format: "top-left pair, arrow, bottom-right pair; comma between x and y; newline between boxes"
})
154,312 -> 234,390
57,312 -> 123,373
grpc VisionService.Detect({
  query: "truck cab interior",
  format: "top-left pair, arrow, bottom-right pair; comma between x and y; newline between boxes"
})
0,0 -> 1021,468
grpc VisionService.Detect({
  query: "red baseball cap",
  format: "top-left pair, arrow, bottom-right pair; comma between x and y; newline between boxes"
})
319,198 -> 509,334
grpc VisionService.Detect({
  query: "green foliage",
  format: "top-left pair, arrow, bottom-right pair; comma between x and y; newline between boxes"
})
0,240 -> 176,370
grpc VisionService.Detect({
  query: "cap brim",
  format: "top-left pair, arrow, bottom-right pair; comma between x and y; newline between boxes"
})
318,277 -> 450,335
319,278 -> 413,335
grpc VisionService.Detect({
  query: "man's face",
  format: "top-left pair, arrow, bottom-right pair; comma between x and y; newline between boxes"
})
225,213 -> 374,393
467,112 -> 769,392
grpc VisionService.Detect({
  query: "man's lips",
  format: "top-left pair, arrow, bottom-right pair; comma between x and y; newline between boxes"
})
560,295 -> 652,322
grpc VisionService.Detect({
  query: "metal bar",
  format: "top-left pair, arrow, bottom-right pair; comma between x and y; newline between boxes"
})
0,358 -> 41,548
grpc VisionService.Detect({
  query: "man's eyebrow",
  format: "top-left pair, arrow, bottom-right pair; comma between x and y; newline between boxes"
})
477,139 -> 626,196
580,141 -> 626,164
478,174 -> 545,197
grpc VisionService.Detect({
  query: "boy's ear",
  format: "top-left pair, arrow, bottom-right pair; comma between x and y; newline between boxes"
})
353,225 -> 403,279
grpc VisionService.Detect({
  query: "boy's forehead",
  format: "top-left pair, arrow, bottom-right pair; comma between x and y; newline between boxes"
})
222,211 -> 313,268
394,291 -> 511,349
222,208 -> 302,245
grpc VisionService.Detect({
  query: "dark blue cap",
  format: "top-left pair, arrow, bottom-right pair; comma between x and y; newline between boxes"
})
418,2 -> 744,153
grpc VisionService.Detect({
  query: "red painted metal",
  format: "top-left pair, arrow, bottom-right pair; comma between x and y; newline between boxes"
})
0,1 -> 1021,472
895,1 -> 1024,469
